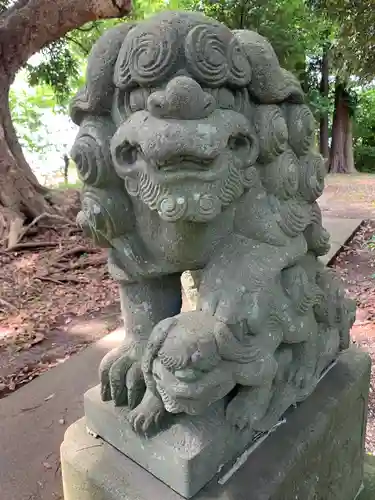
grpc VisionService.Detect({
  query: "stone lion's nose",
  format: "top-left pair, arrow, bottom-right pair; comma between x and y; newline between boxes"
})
147,76 -> 216,120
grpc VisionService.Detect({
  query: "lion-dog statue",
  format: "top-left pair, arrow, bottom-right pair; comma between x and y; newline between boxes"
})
70,11 -> 356,436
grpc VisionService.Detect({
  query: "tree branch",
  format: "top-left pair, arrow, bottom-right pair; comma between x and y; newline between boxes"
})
76,22 -> 100,33
65,35 -> 90,56
0,0 -> 132,78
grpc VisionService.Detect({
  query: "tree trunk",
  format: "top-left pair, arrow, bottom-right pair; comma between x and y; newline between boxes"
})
345,117 -> 356,174
0,75 -> 53,242
328,82 -> 357,174
63,154 -> 70,184
319,46 -> 329,161
0,0 -> 132,243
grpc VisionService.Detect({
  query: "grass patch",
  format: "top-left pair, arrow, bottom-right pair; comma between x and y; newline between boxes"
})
55,180 -> 83,190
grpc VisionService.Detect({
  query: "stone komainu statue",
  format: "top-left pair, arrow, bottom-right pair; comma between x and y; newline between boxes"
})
70,11 -> 356,435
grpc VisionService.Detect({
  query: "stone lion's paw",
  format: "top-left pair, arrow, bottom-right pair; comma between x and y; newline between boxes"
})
127,391 -> 166,434
99,342 -> 145,407
198,286 -> 249,325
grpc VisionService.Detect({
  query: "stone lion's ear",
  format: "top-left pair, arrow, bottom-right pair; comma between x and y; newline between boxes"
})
143,317 -> 177,374
147,317 -> 178,352
71,116 -> 117,188
232,29 -> 304,105
70,23 -> 136,126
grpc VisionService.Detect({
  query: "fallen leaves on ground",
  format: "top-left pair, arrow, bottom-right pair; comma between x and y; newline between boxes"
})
0,204 -> 120,397
332,219 -> 375,453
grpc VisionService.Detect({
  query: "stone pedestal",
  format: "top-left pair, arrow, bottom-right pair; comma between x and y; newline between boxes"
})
61,348 -> 370,500
83,386 -> 257,498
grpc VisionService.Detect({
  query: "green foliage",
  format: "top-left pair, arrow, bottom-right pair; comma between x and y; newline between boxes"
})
0,0 -> 10,14
318,0 -> 375,83
9,83 -> 60,155
26,40 -> 82,106
353,88 -> 375,173
307,87 -> 332,119
367,234 -> 375,252
187,0 -> 331,78
55,179 -> 83,190
9,80 -> 73,181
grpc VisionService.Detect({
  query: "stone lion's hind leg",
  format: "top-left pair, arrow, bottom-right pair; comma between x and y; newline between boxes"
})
226,351 -> 278,431
225,383 -> 274,432
254,347 -> 296,432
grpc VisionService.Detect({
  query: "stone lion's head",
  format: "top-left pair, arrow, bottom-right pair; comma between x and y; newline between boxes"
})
70,11 -> 307,225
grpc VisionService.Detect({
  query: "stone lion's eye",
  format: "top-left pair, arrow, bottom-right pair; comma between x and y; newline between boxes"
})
228,134 -> 251,153
115,142 -> 138,165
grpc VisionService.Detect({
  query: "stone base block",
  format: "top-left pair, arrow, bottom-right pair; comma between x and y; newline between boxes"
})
61,349 -> 370,500
84,386 -> 257,498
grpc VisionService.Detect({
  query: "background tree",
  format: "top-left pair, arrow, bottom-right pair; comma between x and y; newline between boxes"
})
192,0 -> 375,174
0,0 -> 131,245
353,88 -> 375,173
4,0 -> 375,249
190,0 -> 334,152
317,0 -> 375,173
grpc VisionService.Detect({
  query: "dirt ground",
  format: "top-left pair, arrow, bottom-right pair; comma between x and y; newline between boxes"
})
332,220 -> 375,453
320,174 -> 375,219
315,173 -> 375,454
0,189 -> 122,398
0,230 -> 120,397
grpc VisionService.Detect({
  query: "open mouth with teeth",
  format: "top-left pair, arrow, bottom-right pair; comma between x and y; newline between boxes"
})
156,383 -> 208,415
154,154 -> 216,173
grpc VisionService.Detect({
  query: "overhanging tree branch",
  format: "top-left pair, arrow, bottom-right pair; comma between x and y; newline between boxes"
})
0,0 -> 132,78
0,0 -> 133,244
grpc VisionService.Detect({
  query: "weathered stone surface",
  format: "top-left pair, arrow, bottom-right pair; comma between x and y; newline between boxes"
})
65,10 -> 362,499
69,10 -> 357,440
84,384 -> 255,498
62,349 -> 370,500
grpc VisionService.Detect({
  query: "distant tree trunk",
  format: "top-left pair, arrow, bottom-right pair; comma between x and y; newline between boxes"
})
345,118 -> 356,173
328,81 -> 357,174
63,154 -> 70,184
0,0 -> 131,244
319,46 -> 329,160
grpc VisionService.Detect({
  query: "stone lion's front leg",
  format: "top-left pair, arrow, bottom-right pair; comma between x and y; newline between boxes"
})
226,346 -> 278,432
100,273 -> 182,407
